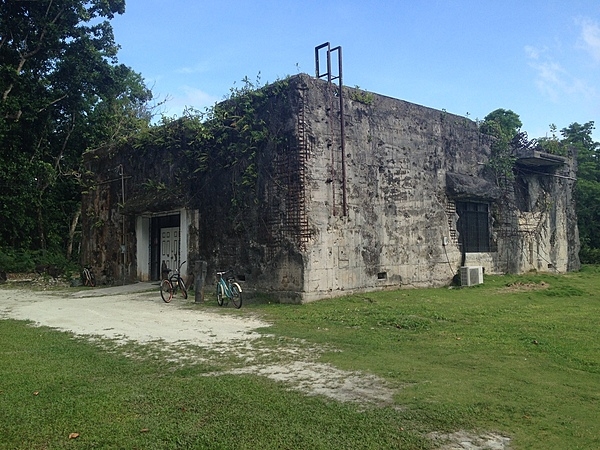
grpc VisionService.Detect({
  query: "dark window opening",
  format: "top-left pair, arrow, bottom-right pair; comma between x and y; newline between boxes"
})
515,176 -> 531,212
377,272 -> 387,280
456,202 -> 490,252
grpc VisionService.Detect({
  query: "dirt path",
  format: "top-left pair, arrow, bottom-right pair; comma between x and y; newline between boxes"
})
0,284 -> 511,449
2,286 -> 266,346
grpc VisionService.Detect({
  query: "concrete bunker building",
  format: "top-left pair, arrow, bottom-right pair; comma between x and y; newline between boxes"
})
82,73 -> 580,302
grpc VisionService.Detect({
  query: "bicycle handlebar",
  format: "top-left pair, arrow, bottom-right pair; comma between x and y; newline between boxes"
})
164,261 -> 187,275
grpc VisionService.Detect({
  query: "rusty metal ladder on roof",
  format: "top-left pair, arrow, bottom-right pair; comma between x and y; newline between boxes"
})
315,42 -> 348,217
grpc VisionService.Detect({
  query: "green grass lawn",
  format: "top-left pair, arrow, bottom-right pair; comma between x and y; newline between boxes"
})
2,267 -> 600,449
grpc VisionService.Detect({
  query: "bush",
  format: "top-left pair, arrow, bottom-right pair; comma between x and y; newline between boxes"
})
579,246 -> 600,264
0,248 -> 77,276
0,248 -> 35,272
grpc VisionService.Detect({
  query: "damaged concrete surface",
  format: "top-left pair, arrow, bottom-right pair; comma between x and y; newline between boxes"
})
82,74 -> 579,303
1,286 -> 511,449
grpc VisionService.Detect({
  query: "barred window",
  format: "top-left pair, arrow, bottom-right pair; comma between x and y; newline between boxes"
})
456,202 -> 490,252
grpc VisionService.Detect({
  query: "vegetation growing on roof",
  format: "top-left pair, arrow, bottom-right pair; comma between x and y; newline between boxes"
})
349,85 -> 375,105
116,74 -> 292,223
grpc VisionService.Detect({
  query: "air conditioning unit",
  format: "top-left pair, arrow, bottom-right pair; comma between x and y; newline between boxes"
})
460,266 -> 483,286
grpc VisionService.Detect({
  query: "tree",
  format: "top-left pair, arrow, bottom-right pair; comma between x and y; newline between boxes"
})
562,122 -> 599,181
481,109 -> 523,141
0,0 -> 151,256
561,122 -> 600,262
480,109 -> 523,185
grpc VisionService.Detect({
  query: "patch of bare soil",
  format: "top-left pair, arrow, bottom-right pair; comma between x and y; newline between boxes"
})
0,285 -> 511,449
215,361 -> 397,405
428,431 -> 512,450
499,281 -> 549,293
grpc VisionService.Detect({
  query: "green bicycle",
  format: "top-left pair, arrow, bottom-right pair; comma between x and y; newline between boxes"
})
216,270 -> 242,309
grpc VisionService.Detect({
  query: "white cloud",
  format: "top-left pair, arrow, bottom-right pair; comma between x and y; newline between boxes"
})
175,61 -> 212,75
524,45 -> 542,60
181,86 -> 219,106
525,45 -> 596,102
159,86 -> 220,119
578,18 -> 600,63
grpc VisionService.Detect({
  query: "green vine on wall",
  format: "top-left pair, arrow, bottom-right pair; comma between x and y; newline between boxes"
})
119,74 -> 292,227
202,75 -> 290,212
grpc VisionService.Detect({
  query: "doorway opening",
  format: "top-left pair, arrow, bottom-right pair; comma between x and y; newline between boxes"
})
150,214 -> 180,280
137,209 -> 195,282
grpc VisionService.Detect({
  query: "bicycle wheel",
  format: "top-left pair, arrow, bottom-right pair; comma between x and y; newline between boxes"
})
160,279 -> 174,303
216,283 -> 225,306
231,282 -> 242,309
178,277 -> 188,299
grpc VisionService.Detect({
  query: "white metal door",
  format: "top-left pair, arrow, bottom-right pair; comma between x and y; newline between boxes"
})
161,227 -> 180,273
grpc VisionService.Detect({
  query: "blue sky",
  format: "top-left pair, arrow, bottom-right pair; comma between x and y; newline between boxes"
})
111,0 -> 600,141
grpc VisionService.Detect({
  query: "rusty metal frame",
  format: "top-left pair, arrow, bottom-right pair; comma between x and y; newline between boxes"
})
315,42 -> 347,216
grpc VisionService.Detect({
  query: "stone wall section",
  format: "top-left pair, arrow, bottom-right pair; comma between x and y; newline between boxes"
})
81,74 -> 579,302
297,76 -> 492,300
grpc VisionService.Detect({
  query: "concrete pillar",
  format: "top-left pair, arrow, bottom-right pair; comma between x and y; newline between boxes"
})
194,260 -> 208,303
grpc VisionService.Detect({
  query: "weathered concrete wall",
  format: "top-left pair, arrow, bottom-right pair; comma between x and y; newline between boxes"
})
489,161 -> 580,274
82,73 -> 579,300
81,154 -> 138,285
82,81 -> 305,289
281,75 -> 578,302
297,76 -> 495,300
81,122 -> 195,284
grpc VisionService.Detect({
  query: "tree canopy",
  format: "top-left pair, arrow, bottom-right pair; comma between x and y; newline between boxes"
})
560,121 -> 600,262
480,108 -> 523,184
0,0 -> 152,257
481,108 -> 523,142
